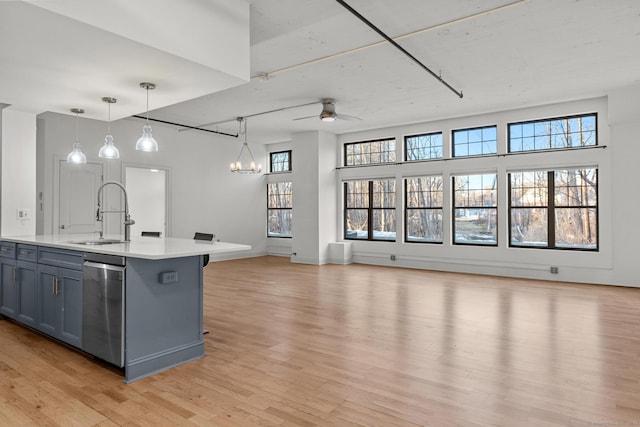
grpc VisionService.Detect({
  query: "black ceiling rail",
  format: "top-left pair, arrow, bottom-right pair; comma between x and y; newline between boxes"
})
335,0 -> 463,99
132,115 -> 238,138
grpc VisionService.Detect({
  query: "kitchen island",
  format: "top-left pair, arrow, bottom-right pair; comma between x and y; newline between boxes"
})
0,234 -> 250,383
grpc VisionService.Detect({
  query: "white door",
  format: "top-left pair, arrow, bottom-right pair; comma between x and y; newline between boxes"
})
58,161 -> 103,235
125,167 -> 167,237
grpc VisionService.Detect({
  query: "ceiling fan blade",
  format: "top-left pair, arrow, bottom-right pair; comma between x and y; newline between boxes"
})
336,113 -> 363,121
292,115 -> 317,121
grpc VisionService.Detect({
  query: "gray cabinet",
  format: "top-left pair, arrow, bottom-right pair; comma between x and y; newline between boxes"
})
36,248 -> 83,348
1,243 -> 38,327
16,260 -> 38,328
0,256 -> 17,318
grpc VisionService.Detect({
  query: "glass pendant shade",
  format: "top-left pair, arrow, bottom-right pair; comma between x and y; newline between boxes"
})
67,108 -> 87,164
137,82 -> 158,152
135,124 -> 158,152
67,141 -> 87,164
99,134 -> 120,159
230,118 -> 262,174
99,97 -> 120,159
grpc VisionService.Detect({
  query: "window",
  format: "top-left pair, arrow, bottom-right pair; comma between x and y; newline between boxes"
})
452,125 -> 497,157
453,173 -> 497,245
405,132 -> 443,161
509,168 -> 597,250
270,150 -> 291,172
344,179 -> 396,241
508,113 -> 597,152
344,138 -> 396,166
267,182 -> 292,238
405,176 -> 443,243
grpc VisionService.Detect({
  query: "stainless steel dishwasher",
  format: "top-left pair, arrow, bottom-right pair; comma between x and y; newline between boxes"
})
83,252 -> 125,367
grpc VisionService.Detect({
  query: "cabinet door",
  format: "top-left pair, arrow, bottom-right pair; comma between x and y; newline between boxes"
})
16,261 -> 38,328
59,268 -> 82,348
0,259 -> 17,318
37,264 -> 60,337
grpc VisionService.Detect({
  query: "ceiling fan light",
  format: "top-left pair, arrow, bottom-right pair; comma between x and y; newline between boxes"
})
320,112 -> 337,122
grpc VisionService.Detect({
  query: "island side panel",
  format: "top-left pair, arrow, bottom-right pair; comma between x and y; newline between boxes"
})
124,255 -> 204,383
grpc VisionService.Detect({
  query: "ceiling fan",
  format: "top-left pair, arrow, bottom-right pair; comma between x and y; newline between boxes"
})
293,98 -> 362,122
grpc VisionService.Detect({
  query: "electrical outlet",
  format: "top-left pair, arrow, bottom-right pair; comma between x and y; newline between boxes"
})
550,266 -> 559,274
16,209 -> 31,220
390,254 -> 396,261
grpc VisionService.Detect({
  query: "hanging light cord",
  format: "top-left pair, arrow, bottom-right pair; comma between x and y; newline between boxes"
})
75,111 -> 79,142
145,87 -> 150,124
107,102 -> 111,133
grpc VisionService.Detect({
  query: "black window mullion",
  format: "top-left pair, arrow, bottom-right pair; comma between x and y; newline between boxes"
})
508,173 -> 513,246
547,171 -> 556,248
368,180 -> 374,240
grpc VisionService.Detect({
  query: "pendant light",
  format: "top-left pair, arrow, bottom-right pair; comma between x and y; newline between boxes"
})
98,97 -> 120,159
229,117 -> 262,174
135,82 -> 158,152
66,108 -> 87,164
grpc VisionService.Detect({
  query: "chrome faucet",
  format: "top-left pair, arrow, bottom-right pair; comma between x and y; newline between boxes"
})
96,181 -> 135,242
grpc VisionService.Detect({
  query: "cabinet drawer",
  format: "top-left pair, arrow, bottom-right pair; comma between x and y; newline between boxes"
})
38,247 -> 83,270
0,242 -> 16,259
17,244 -> 38,261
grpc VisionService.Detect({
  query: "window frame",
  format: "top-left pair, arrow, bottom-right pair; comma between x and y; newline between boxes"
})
344,179 -> 396,242
343,138 -> 396,167
267,181 -> 293,238
269,150 -> 292,173
452,173 -> 498,246
404,132 -> 443,161
404,175 -> 444,244
507,113 -> 598,153
452,125 -> 497,158
508,168 -> 598,251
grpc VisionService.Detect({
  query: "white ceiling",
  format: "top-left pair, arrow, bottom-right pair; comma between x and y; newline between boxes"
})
2,0 -> 640,144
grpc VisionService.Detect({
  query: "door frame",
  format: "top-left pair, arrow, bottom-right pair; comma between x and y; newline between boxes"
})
53,157 -> 104,237
122,162 -> 172,238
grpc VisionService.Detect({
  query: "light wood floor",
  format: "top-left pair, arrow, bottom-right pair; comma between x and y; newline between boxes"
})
1,256 -> 640,426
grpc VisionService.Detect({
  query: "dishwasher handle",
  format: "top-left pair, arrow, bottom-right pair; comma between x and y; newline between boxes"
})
83,261 -> 126,272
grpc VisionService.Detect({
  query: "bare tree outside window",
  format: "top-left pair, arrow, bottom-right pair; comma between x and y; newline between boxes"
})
405,176 -> 443,243
344,139 -> 396,166
267,182 -> 292,237
270,151 -> 291,172
509,113 -> 596,152
453,173 -> 497,245
405,132 -> 443,161
509,168 -> 597,250
344,179 -> 396,241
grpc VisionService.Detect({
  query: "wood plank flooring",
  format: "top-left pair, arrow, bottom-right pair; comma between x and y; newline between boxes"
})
1,256 -> 640,426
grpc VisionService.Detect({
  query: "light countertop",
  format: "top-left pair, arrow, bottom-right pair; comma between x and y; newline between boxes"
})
0,234 -> 251,260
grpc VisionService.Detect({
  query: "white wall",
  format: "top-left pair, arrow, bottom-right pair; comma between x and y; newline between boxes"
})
1,109 -> 37,236
37,112 -> 266,259
608,85 -> 640,286
290,131 -> 337,264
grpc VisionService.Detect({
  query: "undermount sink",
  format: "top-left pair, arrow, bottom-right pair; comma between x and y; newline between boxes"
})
67,239 -> 125,245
